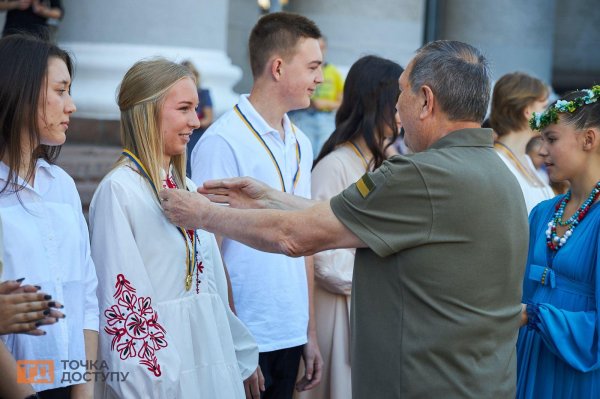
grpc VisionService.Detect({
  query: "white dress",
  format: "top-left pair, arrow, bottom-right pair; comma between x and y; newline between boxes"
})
297,144 -> 365,399
495,151 -> 554,214
90,164 -> 258,399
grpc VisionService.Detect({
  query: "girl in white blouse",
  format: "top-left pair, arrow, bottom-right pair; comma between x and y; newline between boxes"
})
0,35 -> 99,398
89,58 -> 259,399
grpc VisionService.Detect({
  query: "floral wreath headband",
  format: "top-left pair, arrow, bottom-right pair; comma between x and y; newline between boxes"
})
529,85 -> 600,131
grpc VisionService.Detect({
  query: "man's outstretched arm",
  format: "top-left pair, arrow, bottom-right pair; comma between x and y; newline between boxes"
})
160,189 -> 367,257
199,176 -> 316,211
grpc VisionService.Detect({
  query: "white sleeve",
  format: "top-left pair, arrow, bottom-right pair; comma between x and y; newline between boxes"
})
191,133 -> 241,186
90,178 -> 181,399
203,232 -> 258,379
74,191 -> 99,332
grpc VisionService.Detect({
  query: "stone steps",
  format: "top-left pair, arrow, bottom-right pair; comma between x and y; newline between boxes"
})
55,144 -> 122,216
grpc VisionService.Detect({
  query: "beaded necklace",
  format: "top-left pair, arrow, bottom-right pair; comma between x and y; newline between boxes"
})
546,181 -> 600,251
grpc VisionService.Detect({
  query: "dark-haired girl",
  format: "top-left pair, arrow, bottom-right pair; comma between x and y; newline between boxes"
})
301,55 -> 403,399
0,34 -> 98,398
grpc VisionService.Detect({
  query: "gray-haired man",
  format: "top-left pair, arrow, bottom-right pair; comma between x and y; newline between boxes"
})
161,40 -> 528,399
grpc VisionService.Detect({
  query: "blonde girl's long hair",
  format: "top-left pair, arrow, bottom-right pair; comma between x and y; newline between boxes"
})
116,58 -> 195,193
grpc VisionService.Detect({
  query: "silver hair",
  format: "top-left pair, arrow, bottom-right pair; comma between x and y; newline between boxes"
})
409,40 -> 491,123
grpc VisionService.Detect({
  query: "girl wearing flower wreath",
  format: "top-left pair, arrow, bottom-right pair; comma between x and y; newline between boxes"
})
518,85 -> 600,398
89,59 -> 259,398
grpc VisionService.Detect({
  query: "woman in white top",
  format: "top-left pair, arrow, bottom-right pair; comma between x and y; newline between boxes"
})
0,34 -> 99,398
490,72 -> 554,213
89,59 -> 258,399
298,55 -> 403,399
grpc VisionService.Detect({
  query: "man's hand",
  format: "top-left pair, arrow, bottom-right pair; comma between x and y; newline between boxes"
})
295,333 -> 323,392
243,365 -> 265,398
0,280 -> 64,335
198,177 -> 274,210
160,188 -> 210,230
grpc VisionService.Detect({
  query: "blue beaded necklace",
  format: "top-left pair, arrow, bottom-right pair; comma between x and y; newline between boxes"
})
546,181 -> 600,251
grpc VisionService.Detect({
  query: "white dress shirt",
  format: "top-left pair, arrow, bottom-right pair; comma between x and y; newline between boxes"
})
0,159 -> 99,391
191,94 -> 313,352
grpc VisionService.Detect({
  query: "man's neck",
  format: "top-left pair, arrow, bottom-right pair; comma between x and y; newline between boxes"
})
429,120 -> 482,145
248,87 -> 288,141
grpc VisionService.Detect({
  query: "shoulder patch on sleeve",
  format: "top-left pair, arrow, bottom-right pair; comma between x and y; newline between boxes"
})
356,173 -> 376,198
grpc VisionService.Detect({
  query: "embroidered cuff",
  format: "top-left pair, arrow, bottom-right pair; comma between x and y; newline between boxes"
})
526,303 -> 540,331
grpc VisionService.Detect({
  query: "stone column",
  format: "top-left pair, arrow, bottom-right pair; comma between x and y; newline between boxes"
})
436,0 -> 556,83
58,0 -> 241,123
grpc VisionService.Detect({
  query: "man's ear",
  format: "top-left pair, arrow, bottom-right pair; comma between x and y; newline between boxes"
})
270,58 -> 284,81
419,85 -> 434,120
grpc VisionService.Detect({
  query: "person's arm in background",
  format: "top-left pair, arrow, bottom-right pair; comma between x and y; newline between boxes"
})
31,0 -> 61,19
0,341 -> 37,399
216,235 -> 237,314
0,0 -> 32,11
296,255 -> 323,391
69,181 -> 99,399
70,330 -> 98,399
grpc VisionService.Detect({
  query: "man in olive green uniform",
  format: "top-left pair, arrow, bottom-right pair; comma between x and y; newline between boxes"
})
161,40 -> 529,398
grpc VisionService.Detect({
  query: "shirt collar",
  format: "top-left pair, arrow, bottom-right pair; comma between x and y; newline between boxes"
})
428,128 -> 494,151
237,94 -> 295,139
0,158 -> 56,183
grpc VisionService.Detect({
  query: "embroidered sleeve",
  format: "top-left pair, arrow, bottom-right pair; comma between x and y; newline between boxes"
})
104,274 -> 167,377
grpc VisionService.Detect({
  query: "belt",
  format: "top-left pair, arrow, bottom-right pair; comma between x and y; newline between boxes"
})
529,264 -> 594,298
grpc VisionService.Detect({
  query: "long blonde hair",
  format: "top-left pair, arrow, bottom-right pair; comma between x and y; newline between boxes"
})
117,58 -> 195,192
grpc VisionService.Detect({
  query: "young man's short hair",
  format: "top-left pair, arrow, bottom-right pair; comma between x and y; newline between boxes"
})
249,12 -> 321,78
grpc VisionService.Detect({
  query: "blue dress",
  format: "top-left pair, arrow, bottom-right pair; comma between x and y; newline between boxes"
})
517,196 -> 600,398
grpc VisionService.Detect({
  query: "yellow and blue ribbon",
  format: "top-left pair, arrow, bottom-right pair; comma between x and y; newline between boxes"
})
234,105 -> 301,193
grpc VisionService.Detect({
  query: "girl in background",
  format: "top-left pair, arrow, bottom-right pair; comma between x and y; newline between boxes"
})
300,55 -> 403,399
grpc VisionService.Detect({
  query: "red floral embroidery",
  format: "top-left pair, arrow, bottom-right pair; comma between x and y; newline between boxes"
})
104,274 -> 167,377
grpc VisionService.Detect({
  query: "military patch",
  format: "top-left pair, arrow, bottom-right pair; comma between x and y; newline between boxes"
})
356,173 -> 375,198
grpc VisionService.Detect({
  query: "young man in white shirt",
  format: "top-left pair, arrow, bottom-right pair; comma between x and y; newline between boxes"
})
190,12 -> 323,399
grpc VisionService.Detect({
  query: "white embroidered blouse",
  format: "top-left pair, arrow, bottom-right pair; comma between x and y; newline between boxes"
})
89,164 -> 258,399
